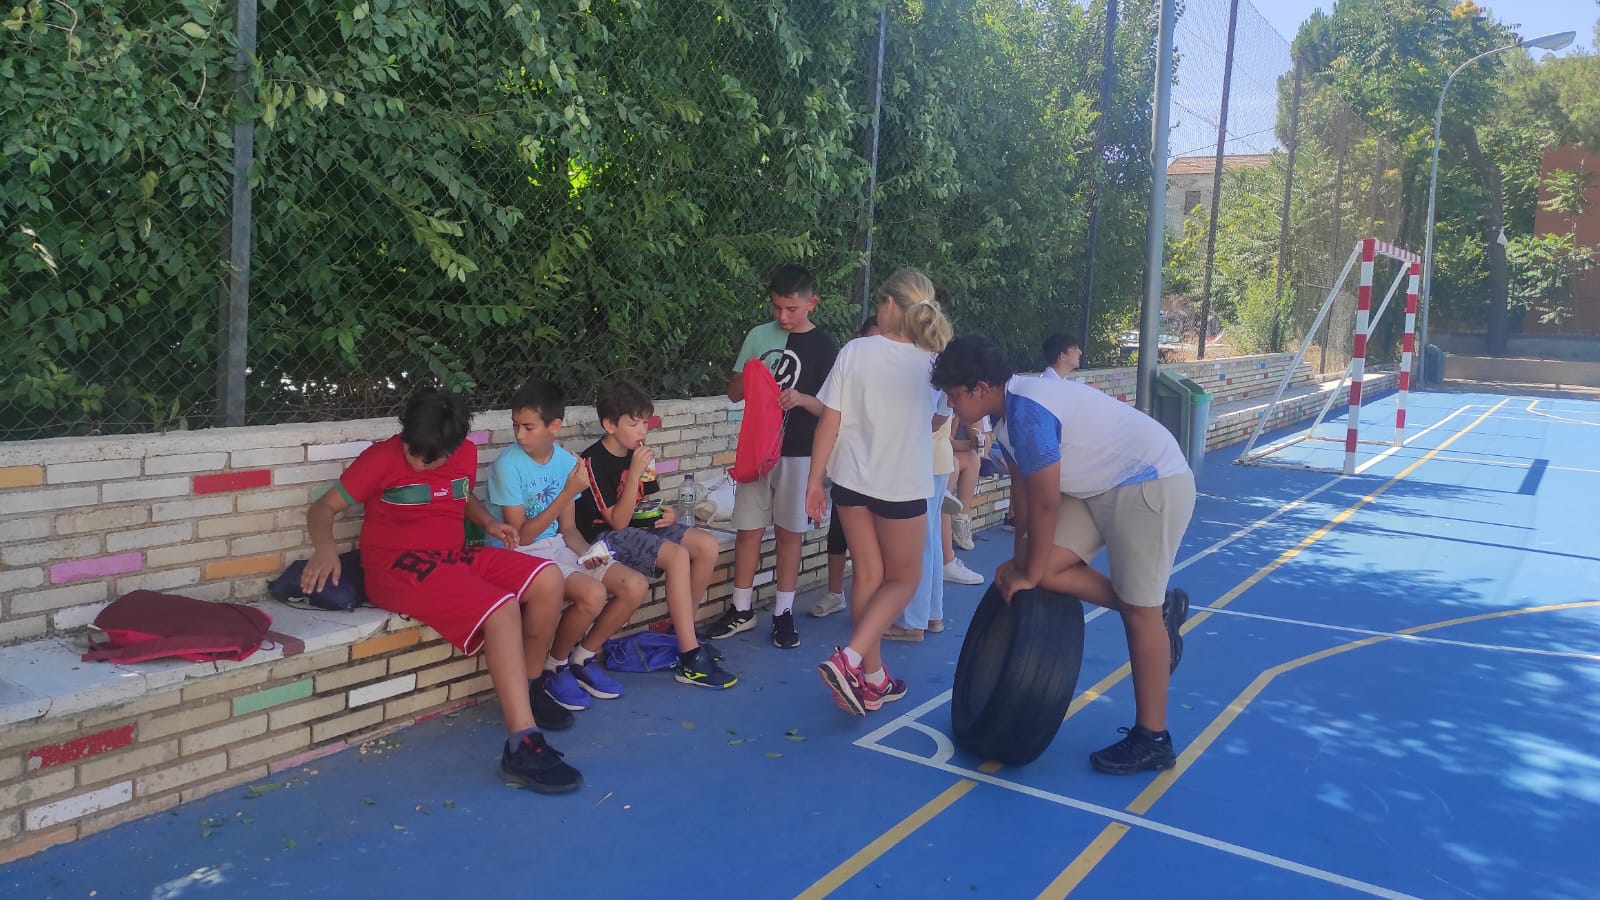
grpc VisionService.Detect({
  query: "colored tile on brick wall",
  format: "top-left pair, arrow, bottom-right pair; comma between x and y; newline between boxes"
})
26,725 -> 135,772
351,628 -> 420,660
655,459 -> 680,475
466,430 -> 490,445
0,466 -> 45,488
49,552 -> 143,585
231,678 -> 314,717
712,451 -> 737,466
202,553 -> 281,579
193,470 -> 272,494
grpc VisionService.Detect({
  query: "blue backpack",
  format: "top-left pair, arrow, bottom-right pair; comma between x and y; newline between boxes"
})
602,632 -> 683,673
602,633 -> 723,673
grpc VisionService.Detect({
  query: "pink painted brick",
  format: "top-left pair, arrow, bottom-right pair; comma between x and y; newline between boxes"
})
49,552 -> 143,585
466,430 -> 490,445
655,459 -> 681,475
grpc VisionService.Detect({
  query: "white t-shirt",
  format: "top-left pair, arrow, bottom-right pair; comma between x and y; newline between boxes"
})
1040,366 -> 1062,380
816,335 -> 937,502
994,375 -> 1188,499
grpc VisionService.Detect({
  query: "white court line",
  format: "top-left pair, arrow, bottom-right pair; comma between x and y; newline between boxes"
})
1176,401 -> 1479,570
1195,606 -> 1600,662
856,737 -> 1420,900
1353,401 -> 1482,474
1526,399 -> 1600,426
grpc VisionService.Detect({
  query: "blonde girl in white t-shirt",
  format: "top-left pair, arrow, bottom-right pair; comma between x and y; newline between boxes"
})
806,268 -> 953,716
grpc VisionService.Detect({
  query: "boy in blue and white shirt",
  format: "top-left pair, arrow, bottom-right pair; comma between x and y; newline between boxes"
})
488,379 -> 647,715
931,335 -> 1195,776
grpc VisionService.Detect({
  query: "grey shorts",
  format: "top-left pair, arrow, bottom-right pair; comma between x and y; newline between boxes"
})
732,455 -> 813,534
596,522 -> 692,577
1053,472 -> 1196,608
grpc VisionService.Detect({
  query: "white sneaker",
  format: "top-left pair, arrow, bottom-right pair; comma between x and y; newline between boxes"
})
810,591 -> 848,618
951,514 -> 975,550
942,559 -> 984,585
941,491 -> 963,515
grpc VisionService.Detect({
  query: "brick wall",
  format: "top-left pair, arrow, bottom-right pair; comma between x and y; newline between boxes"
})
0,398 -> 757,644
0,356 -> 1390,644
0,621 -> 499,863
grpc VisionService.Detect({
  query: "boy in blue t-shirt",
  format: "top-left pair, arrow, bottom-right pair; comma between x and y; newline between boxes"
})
488,380 -> 646,713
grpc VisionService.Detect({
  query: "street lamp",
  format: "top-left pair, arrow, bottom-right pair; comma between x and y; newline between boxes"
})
1417,29 -> 1576,377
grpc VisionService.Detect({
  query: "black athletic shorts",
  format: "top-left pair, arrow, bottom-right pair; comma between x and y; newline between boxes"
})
830,484 -> 927,521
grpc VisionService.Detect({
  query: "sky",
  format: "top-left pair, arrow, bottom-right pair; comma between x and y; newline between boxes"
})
1255,0 -> 1598,54
1164,0 -> 1599,162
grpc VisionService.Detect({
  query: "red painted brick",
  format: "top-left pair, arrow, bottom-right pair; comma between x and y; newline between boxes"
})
27,725 -> 135,771
647,415 -> 662,430
193,470 -> 273,494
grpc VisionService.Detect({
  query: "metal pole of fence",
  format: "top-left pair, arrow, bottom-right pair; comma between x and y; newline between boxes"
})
852,5 -> 889,326
1195,0 -> 1239,361
219,0 -> 257,427
1269,58 -> 1303,354
1323,126 -> 1347,373
1136,0 -> 1177,413
1078,0 -> 1119,359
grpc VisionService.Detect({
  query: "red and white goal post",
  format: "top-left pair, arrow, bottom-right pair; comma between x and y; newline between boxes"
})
1237,237 -> 1422,475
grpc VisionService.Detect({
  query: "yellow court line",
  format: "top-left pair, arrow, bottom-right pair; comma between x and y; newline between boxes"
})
795,399 -> 1507,900
792,764 -> 1000,900
1035,598 -> 1600,899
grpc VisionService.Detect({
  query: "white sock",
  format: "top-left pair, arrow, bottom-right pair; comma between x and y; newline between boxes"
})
732,586 -> 754,612
569,645 -> 597,667
865,668 -> 886,686
775,590 -> 795,616
544,655 -> 564,673
843,646 -> 863,668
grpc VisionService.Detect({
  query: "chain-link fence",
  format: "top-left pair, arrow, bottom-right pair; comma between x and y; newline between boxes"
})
4,0 -> 1408,442
1163,0 -> 1405,373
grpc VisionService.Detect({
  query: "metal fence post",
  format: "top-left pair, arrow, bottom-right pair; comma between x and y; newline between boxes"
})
1136,0 -> 1177,413
1195,0 -> 1239,360
1269,58 -> 1303,353
218,0 -> 257,427
1079,0 -> 1119,359
851,5 -> 889,326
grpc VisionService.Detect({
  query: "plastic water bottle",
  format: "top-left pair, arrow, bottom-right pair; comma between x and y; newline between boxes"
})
678,473 -> 699,525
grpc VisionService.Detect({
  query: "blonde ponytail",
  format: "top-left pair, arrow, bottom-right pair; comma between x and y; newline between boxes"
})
876,268 -> 953,353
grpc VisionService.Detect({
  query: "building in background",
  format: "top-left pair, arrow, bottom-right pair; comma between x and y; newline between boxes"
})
1165,153 -> 1274,236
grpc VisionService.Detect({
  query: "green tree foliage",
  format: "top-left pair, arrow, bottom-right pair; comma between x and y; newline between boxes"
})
2,0 -> 1160,439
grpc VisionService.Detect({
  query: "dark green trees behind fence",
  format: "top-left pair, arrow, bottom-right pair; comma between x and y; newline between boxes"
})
2,0 -> 1157,439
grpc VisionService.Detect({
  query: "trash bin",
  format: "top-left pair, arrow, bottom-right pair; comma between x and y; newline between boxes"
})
1153,370 -> 1213,474
1423,344 -> 1447,384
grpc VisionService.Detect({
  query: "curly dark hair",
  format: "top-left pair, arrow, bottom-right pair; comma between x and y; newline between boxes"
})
398,387 -> 472,464
594,378 -> 654,425
930,335 -> 1014,392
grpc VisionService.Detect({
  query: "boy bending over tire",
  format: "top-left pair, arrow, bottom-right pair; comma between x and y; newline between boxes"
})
931,335 -> 1195,775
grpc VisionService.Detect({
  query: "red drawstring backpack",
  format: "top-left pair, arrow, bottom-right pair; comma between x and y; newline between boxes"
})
82,590 -> 304,664
731,359 -> 785,483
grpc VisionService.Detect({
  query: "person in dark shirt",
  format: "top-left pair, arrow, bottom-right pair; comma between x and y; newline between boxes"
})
573,379 -> 736,689
705,264 -> 838,650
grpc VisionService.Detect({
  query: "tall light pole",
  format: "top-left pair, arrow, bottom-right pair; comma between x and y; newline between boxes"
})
1418,29 -> 1575,377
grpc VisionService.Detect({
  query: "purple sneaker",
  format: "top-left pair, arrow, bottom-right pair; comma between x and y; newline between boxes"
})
572,658 -> 623,700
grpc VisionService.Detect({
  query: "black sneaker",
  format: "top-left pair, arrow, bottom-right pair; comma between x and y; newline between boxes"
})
771,611 -> 800,649
674,645 -> 737,689
529,675 -> 574,731
1163,588 -> 1190,674
499,731 -> 582,794
1089,725 -> 1177,775
702,607 -> 756,641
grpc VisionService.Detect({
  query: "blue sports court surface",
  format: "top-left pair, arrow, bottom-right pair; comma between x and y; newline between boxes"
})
3,386 -> 1597,899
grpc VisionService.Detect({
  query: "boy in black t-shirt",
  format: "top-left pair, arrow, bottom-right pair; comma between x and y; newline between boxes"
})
574,379 -> 737,689
706,264 -> 838,650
